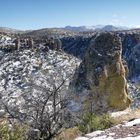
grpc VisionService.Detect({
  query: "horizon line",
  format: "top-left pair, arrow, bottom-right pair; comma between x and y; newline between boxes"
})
0,24 -> 139,31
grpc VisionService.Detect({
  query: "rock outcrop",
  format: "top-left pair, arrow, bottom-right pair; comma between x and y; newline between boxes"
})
61,31 -> 140,84
28,37 -> 34,49
68,33 -> 131,114
14,37 -> 20,50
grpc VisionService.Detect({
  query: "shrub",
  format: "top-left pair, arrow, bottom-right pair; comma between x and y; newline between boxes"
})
0,120 -> 28,140
78,113 -> 116,134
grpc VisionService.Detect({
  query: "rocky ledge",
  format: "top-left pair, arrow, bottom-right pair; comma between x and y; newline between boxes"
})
76,117 -> 140,140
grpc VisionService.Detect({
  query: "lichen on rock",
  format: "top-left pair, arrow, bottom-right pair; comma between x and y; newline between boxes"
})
68,32 -> 131,114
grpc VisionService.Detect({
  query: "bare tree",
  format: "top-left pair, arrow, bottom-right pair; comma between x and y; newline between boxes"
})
0,55 -> 76,140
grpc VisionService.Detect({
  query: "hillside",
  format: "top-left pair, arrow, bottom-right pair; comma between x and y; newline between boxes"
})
0,28 -> 140,139
0,27 -> 23,34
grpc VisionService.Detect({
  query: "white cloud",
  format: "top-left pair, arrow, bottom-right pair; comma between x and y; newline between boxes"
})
134,25 -> 140,28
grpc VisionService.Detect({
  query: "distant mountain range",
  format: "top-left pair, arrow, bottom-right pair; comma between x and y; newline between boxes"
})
64,25 -> 129,32
25,25 -> 131,38
0,27 -> 24,34
0,25 -> 131,34
64,25 -> 103,32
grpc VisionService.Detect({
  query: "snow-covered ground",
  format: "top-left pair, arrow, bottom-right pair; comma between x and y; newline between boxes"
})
0,43 -> 81,118
76,135 -> 140,140
0,34 -> 15,47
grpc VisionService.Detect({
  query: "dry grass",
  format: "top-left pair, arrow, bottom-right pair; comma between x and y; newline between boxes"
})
54,127 -> 81,140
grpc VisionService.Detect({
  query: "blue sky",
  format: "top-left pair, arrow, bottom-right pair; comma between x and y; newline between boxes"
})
0,0 -> 140,30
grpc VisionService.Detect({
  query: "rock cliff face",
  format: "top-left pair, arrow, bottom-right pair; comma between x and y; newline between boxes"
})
68,33 -> 131,113
128,43 -> 140,83
120,32 -> 140,82
61,31 -> 140,84
62,36 -> 92,58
